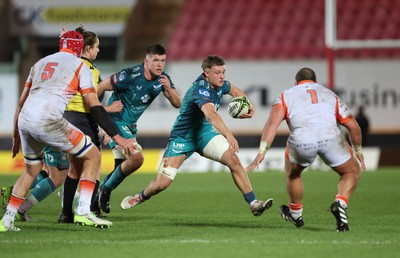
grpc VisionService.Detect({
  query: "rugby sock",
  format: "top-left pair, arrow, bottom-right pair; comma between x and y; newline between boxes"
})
289,202 -> 303,220
76,179 -> 95,215
31,177 -> 56,202
103,165 -> 126,191
18,195 -> 38,214
30,170 -> 49,189
90,180 -> 100,212
243,191 -> 256,205
335,194 -> 348,209
139,190 -> 150,201
62,175 -> 79,216
3,195 -> 24,227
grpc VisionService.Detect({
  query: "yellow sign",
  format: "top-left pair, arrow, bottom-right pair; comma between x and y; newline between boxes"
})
0,150 -> 161,175
42,7 -> 132,23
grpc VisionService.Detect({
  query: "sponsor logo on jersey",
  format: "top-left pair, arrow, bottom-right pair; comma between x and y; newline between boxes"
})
136,85 -> 143,90
153,84 -> 163,90
199,89 -> 210,97
173,142 -> 185,148
132,66 -> 140,72
141,94 -> 150,103
131,73 -> 141,79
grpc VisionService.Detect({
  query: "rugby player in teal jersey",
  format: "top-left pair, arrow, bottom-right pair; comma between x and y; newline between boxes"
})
97,44 -> 181,213
120,55 -> 273,216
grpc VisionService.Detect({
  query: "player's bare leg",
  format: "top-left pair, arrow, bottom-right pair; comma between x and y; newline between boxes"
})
330,155 -> 361,232
220,149 -> 273,216
1,161 -> 43,231
99,144 -> 144,213
120,156 -> 185,210
279,158 -> 306,227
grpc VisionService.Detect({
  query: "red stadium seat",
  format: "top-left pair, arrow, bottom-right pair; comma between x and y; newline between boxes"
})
167,0 -> 400,60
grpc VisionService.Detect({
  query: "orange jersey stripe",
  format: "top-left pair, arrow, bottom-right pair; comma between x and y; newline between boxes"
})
280,93 -> 288,119
335,96 -> 352,124
63,62 -> 84,95
64,126 -> 84,147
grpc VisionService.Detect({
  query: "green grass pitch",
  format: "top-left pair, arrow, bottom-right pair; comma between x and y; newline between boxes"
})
0,168 -> 399,258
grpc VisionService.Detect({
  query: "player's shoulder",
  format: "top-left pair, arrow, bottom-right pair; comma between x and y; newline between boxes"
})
193,74 -> 209,89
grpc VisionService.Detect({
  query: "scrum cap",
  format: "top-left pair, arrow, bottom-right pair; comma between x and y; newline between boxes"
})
59,31 -> 84,57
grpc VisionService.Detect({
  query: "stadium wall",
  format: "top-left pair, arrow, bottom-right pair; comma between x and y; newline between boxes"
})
0,60 -> 399,167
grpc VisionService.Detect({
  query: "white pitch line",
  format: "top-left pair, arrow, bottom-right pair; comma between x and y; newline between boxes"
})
0,239 -> 397,245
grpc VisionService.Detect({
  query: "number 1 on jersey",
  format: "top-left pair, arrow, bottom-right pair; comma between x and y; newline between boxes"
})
306,89 -> 318,104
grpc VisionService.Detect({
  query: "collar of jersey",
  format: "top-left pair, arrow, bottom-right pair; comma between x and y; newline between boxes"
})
297,80 -> 315,85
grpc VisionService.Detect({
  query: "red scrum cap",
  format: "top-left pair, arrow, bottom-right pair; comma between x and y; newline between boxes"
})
59,30 -> 84,57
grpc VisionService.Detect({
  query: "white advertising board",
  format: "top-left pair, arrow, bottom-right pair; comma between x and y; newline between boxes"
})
0,74 -> 18,135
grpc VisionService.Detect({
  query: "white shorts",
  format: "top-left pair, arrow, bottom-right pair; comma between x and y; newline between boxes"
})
287,131 -> 351,167
18,116 -> 93,163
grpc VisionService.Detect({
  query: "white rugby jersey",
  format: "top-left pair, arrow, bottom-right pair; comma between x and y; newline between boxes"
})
20,49 -> 95,124
274,80 -> 352,139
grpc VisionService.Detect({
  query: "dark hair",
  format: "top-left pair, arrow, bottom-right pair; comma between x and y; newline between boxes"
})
75,25 -> 98,48
295,67 -> 317,83
146,44 -> 166,55
201,55 -> 225,71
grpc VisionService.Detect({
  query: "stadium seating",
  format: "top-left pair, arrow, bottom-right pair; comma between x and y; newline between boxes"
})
167,0 -> 400,60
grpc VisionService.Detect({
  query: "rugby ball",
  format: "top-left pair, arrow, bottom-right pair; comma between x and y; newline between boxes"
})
227,96 -> 250,118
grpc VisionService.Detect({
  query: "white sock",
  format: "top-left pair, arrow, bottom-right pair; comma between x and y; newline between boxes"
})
2,207 -> 17,228
289,208 -> 303,220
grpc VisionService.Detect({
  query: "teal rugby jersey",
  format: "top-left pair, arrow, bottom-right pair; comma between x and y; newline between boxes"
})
170,74 -> 231,139
107,64 -> 175,124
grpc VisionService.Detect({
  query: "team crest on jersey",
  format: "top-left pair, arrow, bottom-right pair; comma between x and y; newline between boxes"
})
141,94 -> 150,103
118,71 -> 126,81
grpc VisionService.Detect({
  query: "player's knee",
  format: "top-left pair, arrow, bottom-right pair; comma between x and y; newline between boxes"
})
221,149 -> 242,169
123,153 -> 144,173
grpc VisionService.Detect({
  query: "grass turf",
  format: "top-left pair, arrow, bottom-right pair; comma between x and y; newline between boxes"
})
0,168 -> 399,258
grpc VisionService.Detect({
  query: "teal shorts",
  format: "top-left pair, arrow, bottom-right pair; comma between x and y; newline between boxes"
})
163,129 -> 220,159
44,147 -> 69,170
108,122 -> 137,149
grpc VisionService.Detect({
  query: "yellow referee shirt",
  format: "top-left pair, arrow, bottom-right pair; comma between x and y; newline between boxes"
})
65,57 -> 102,113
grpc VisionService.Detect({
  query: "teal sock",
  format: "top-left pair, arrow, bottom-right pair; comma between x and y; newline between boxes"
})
30,170 -> 49,189
31,178 -> 57,202
103,165 -> 126,191
243,191 -> 256,204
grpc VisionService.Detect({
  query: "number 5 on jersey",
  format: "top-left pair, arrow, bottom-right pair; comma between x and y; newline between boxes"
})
42,62 -> 59,80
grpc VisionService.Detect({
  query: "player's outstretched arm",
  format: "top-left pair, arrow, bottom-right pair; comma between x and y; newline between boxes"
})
12,86 -> 31,158
342,118 -> 366,171
97,77 -> 113,101
84,92 -> 136,155
247,104 -> 285,171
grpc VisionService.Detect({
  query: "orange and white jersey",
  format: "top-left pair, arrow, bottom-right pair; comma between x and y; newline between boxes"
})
20,49 -> 95,124
274,80 -> 352,137
274,80 -> 353,167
